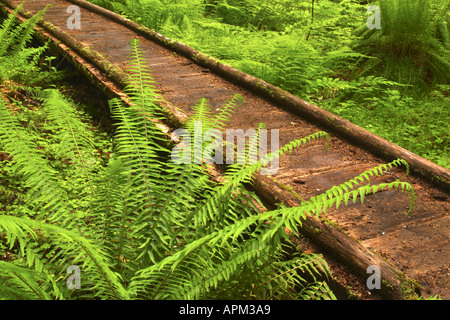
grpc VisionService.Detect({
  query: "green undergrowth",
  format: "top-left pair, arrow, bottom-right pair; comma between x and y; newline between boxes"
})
88,0 -> 449,168
0,7 -> 423,300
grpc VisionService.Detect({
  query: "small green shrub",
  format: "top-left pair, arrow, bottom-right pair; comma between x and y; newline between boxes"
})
352,0 -> 450,92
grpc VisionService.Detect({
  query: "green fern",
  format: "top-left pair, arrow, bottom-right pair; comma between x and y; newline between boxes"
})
0,3 -> 51,87
0,33 -> 417,300
352,0 -> 450,92
0,96 -> 77,227
0,215 -> 129,299
42,90 -> 97,197
309,159 -> 415,216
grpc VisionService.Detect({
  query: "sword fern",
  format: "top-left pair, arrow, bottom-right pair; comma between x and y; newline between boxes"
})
0,31 -> 416,300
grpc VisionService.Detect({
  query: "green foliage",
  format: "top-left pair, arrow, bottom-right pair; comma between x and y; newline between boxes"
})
0,3 -> 59,90
0,10 -> 418,301
352,0 -> 450,91
0,37 -> 338,300
205,0 -> 311,31
323,81 -> 450,168
95,0 -> 204,34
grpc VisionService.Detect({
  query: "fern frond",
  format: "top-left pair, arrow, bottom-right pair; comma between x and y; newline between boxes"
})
125,39 -> 167,140
253,253 -> 335,300
309,158 -> 414,215
0,4 -> 48,64
0,215 -> 129,299
178,238 -> 274,300
224,130 -> 330,186
211,93 -> 244,131
0,96 -> 83,231
278,177 -> 416,237
42,89 -> 97,197
0,261 -> 52,300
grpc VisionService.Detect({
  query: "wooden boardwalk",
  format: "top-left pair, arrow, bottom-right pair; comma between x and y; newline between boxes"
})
1,0 -> 448,299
